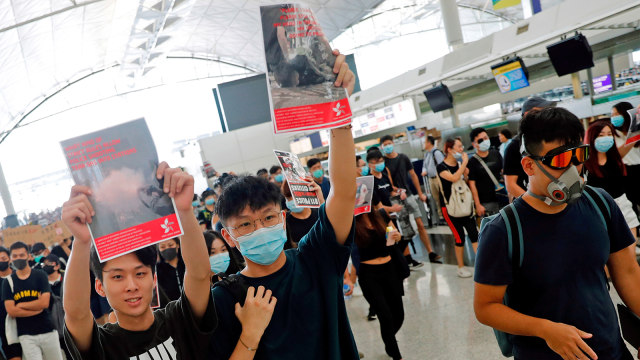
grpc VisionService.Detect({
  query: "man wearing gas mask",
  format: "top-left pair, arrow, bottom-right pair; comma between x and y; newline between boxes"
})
474,107 -> 640,360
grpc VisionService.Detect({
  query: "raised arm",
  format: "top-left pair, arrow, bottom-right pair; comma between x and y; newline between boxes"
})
156,163 -> 211,320
325,51 -> 357,245
61,185 -> 97,353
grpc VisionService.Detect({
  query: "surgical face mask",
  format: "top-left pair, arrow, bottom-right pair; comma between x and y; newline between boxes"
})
374,162 -> 385,172
594,136 -> 614,153
231,224 -> 287,266
382,144 -> 394,154
192,200 -> 200,207
34,255 -> 44,263
12,259 -> 27,271
611,115 -> 624,128
160,248 -> 178,261
0,261 -> 8,271
286,199 -> 304,213
360,166 -> 369,176
205,198 -> 215,206
209,252 -> 230,274
275,174 -> 284,183
42,265 -> 56,275
454,152 -> 463,160
478,139 -> 490,152
527,163 -> 584,206
312,169 -> 324,178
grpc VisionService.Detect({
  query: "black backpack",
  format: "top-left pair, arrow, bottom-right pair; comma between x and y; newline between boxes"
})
212,274 -> 250,306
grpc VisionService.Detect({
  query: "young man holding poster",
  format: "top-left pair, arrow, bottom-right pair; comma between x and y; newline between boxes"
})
210,51 -> 360,359
61,164 -> 276,360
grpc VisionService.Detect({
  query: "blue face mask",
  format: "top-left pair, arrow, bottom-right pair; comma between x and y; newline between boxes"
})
611,115 -> 624,128
205,198 -> 215,206
478,140 -> 490,152
360,166 -> 369,176
454,152 -> 463,160
286,199 -> 304,213
312,169 -> 324,179
232,224 -> 287,266
374,162 -> 385,172
34,255 -> 44,263
274,174 -> 284,183
192,200 -> 200,207
382,144 -> 394,155
209,252 -> 230,273
594,136 -> 614,153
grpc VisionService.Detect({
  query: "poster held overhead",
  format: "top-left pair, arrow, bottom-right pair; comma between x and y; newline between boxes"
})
626,108 -> 640,145
260,3 -> 352,133
274,150 -> 320,208
60,119 -> 184,262
354,176 -> 374,216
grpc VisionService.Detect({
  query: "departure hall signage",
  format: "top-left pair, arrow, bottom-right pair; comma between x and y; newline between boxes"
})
491,57 -> 530,93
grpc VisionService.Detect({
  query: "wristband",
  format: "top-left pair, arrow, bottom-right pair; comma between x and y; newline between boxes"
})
239,337 -> 257,352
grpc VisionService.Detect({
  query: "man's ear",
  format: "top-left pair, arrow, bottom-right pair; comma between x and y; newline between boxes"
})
521,156 -> 536,177
95,277 -> 106,298
220,228 -> 237,249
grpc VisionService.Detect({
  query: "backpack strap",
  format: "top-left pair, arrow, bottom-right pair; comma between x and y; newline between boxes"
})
212,273 -> 249,306
6,273 -> 14,292
582,186 -> 613,290
499,202 -> 523,273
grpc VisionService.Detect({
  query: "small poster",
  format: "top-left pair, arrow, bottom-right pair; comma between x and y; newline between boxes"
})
355,176 -> 374,216
626,108 -> 640,145
260,4 -> 352,134
151,277 -> 161,309
274,150 -> 320,208
60,119 -> 184,262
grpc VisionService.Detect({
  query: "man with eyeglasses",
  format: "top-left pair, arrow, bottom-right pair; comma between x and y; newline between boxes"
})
208,51 -> 360,359
474,108 -> 640,360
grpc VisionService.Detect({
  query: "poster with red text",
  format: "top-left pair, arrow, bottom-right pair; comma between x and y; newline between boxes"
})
626,108 -> 640,145
355,176 -> 374,216
260,4 -> 352,134
274,150 -> 320,208
60,119 -> 183,262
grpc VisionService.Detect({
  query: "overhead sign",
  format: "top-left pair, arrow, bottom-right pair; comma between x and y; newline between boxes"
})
491,57 -> 530,93
492,0 -> 521,10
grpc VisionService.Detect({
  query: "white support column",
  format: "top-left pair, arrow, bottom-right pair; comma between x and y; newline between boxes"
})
439,0 -> 464,50
0,162 -> 19,228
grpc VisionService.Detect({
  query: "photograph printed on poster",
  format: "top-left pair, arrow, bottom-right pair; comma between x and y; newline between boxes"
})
354,176 -> 374,216
274,150 -> 320,208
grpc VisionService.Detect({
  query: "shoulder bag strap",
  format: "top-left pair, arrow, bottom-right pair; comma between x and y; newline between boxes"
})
473,153 -> 500,188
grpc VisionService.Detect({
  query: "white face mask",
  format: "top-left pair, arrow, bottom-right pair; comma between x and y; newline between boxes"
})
478,140 -> 490,152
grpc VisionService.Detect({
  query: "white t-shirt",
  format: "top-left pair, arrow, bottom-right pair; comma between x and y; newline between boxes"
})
615,135 -> 640,165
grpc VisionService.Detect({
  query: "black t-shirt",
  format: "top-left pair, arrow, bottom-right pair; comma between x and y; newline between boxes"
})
156,259 -> 186,304
586,160 -> 625,199
385,154 -> 414,194
64,291 -> 216,360
1,269 -> 55,336
468,149 -> 503,203
285,208 -> 319,249
372,172 -> 393,207
197,208 -> 214,230
503,137 -> 528,192
475,189 -> 635,359
437,161 -> 460,207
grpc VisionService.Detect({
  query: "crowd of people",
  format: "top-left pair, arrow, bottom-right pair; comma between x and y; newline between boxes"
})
0,52 -> 639,360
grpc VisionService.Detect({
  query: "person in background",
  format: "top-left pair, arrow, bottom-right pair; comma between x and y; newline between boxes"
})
42,254 -> 63,298
354,209 -> 405,360
50,237 -> 72,269
204,231 -> 243,284
380,135 -> 441,263
585,120 -> 640,238
467,127 -> 503,218
281,178 -> 324,249
197,190 -> 218,231
356,155 -> 368,176
257,168 -> 270,180
269,165 -> 284,187
498,129 -> 513,158
503,97 -> 556,201
307,158 -> 331,199
437,138 -> 478,278
192,194 -> 201,218
611,101 -> 640,218
31,243 -> 49,266
156,237 -> 185,306
421,135 -> 445,223
2,241 -> 63,360
0,246 -> 21,360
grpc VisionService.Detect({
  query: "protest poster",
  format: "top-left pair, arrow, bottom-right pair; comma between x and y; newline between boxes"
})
260,4 -> 352,134
38,221 -> 73,248
355,176 -> 374,216
2,225 -> 41,246
626,107 -> 640,145
60,119 -> 183,262
274,150 -> 320,208
151,278 -> 161,309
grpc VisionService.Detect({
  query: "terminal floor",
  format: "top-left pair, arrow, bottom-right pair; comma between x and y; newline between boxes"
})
346,225 -> 637,360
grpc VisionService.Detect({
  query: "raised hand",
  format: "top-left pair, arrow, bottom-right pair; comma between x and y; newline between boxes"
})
332,49 -> 356,96
156,162 -> 195,212
61,185 -> 95,244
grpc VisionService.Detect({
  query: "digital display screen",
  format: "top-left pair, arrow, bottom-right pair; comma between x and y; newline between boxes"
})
491,57 -> 530,93
593,74 -> 612,94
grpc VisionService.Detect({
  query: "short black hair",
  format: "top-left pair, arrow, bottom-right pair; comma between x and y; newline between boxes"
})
379,135 -> 393,144
426,135 -> 435,145
520,107 -> 584,156
45,253 -> 60,265
215,176 -> 282,225
90,245 -> 157,282
469,127 -> 487,143
366,149 -> 384,163
500,129 -> 513,139
9,241 -> 28,255
0,246 -> 9,258
355,155 -> 362,163
366,146 -> 380,153
201,189 -> 215,200
269,165 -> 281,175
307,158 -> 321,169
256,168 -> 268,176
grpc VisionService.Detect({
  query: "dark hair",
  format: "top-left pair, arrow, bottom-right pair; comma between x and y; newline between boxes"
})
519,108 -> 585,156
585,120 -> 626,178
256,168 -> 268,176
500,129 -> 513,139
354,211 -> 387,248
426,135 -> 436,145
215,176 -> 282,224
355,155 -> 362,164
612,101 -> 634,133
90,245 -> 157,282
0,246 -> 9,258
203,230 -> 242,275
366,149 -> 384,163
192,193 -> 199,202
443,138 -> 457,155
45,253 -> 60,265
469,127 -> 487,143
269,165 -> 281,175
366,146 -> 380,153
9,241 -> 29,255
379,135 -> 393,144
306,158 -> 321,169
201,189 -> 215,200
219,173 -> 236,189
203,231 -> 229,254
